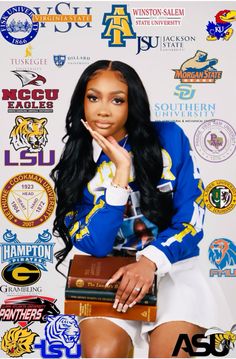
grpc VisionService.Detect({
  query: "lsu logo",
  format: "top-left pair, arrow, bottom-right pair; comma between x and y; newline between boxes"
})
10,115 -> 48,152
1,326 -> 38,357
101,4 -> 136,46
209,238 -> 236,270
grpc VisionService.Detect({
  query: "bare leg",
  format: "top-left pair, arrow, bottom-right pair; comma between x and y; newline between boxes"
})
149,321 -> 205,358
80,318 -> 133,358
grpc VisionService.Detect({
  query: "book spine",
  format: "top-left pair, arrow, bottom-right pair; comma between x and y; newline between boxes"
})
65,288 -> 157,305
67,276 -> 119,291
64,299 -> 157,322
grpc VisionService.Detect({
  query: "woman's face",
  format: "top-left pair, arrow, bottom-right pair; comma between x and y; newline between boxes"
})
84,70 -> 128,141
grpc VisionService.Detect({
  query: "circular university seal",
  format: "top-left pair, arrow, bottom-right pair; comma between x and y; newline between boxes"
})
194,119 -> 236,162
0,6 -> 39,45
1,173 -> 55,227
204,179 -> 236,214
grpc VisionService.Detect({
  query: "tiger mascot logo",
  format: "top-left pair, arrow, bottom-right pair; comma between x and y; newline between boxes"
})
209,238 -> 236,270
1,326 -> 38,357
45,315 -> 80,349
9,115 -> 48,153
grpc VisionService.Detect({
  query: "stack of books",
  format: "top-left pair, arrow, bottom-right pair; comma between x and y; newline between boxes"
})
64,255 -> 157,322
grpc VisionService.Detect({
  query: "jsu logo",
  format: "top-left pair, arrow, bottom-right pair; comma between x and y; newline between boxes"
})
174,84 -> 196,100
136,36 -> 159,54
101,5 -> 136,47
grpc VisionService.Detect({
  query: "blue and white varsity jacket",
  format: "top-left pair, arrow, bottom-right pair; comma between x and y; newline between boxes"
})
65,122 -> 205,275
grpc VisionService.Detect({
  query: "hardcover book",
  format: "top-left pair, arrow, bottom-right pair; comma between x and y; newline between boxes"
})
65,286 -> 157,305
67,255 -> 136,290
64,299 -> 157,322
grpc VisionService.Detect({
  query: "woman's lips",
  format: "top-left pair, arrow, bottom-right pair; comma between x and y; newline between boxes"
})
94,121 -> 112,129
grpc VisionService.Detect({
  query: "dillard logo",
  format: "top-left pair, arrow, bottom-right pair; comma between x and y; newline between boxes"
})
0,229 -> 54,271
32,2 -> 92,32
101,4 -> 136,47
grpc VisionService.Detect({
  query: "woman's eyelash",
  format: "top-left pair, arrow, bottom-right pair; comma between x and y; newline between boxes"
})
87,95 -> 97,101
113,97 -> 125,104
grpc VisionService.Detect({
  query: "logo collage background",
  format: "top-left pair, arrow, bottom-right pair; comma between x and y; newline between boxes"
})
0,1 -> 236,358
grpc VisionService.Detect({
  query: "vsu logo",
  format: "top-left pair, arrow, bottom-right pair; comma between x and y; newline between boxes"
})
33,3 -> 92,32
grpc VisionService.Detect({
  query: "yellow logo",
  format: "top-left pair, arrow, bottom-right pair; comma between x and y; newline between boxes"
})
102,5 -> 136,46
1,326 -> 38,357
204,179 -> 236,214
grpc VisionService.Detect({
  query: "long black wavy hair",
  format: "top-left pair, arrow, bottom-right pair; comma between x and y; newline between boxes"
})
51,60 -> 173,271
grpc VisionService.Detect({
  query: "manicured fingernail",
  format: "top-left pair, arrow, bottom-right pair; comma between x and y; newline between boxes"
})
129,301 -> 136,308
122,304 -> 129,313
113,299 -> 119,309
117,303 -> 123,312
105,279 -> 112,288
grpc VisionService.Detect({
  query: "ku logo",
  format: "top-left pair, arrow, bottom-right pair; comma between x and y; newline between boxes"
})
174,84 -> 196,100
136,36 -> 159,55
101,4 -> 136,47
209,238 -> 236,270
206,10 -> 236,41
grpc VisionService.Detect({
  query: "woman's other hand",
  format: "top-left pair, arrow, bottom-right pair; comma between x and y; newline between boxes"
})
106,256 -> 156,313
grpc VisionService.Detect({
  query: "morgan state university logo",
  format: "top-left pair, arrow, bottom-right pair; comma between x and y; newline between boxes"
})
101,4 -> 136,47
173,50 -> 222,83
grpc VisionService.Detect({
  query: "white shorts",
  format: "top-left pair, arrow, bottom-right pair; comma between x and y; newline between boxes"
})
79,257 -> 232,348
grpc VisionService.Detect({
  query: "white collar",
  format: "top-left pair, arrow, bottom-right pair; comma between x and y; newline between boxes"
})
92,135 -> 129,162
92,139 -> 102,162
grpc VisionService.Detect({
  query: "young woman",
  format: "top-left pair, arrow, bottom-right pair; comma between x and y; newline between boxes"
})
51,60 -> 229,358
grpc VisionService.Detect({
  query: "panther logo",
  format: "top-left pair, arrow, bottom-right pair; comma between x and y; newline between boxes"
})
45,315 -> 80,349
209,238 -> 236,270
9,115 -> 48,153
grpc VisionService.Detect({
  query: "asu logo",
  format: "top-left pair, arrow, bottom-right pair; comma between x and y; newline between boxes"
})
101,5 -> 136,47
205,325 -> 236,352
1,326 -> 38,357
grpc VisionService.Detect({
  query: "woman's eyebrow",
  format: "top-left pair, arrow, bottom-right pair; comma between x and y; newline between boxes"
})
86,88 -> 127,95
